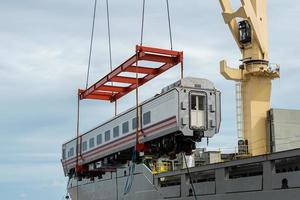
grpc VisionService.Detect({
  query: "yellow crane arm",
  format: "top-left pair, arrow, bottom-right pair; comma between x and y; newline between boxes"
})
218,0 -> 280,156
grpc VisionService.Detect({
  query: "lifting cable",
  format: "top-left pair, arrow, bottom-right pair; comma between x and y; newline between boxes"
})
124,4 -> 145,197
105,0 -> 118,116
140,0 -> 146,46
140,0 -> 174,50
139,0 -> 183,80
165,0 -> 183,78
85,0 -> 98,89
78,1 -> 98,198
126,5 -> 144,191
76,95 -> 81,200
136,0 -> 182,153
80,0 -> 98,169
166,0 -> 173,50
106,0 -> 113,72
133,0 -> 146,154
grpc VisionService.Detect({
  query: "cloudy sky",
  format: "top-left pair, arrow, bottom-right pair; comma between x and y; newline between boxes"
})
0,0 -> 299,199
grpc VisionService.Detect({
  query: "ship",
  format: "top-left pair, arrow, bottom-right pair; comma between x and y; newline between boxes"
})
61,0 -> 300,199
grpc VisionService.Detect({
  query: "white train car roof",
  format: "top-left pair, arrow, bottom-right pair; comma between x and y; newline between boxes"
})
62,77 -> 217,146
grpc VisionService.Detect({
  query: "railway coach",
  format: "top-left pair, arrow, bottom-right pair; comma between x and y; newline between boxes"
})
61,77 -> 221,175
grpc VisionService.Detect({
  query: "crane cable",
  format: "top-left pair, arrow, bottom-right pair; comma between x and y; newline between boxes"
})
105,0 -> 118,116
85,0 -> 98,89
124,5 -> 147,197
134,0 -> 146,150
140,0 -> 146,45
78,1 -> 98,199
140,0 -> 174,50
80,0 -> 98,171
166,0 -> 173,50
105,0 -> 118,197
106,0 -> 113,72
76,96 -> 80,200
165,0 -> 183,78
124,8 -> 142,197
137,0 -> 181,152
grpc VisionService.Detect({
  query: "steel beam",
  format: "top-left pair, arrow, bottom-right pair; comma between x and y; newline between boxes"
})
78,45 -> 183,102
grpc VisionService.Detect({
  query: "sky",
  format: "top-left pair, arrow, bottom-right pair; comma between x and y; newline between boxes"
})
0,0 -> 300,199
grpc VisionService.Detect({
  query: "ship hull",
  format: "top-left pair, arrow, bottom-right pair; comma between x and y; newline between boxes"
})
68,149 -> 300,200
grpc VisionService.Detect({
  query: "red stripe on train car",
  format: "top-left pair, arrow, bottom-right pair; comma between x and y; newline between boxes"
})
63,116 -> 177,167
64,118 -> 177,167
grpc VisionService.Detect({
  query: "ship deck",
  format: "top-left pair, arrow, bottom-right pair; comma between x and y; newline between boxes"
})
68,148 -> 300,200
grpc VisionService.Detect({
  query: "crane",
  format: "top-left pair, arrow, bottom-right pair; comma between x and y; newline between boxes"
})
219,0 -> 280,156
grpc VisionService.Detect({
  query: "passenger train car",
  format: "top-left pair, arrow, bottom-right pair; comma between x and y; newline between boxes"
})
61,77 -> 221,175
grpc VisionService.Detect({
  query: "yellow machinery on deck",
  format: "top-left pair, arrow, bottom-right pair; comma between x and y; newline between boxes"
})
144,156 -> 172,174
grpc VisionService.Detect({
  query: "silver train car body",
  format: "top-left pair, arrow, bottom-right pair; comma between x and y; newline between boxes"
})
61,77 -> 221,174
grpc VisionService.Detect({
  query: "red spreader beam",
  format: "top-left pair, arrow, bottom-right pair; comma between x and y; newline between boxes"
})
79,45 -> 183,102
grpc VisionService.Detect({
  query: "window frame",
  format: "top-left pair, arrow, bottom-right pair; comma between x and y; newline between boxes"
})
104,130 -> 111,142
143,111 -> 151,125
122,121 -> 129,134
132,117 -> 137,130
113,126 -> 119,138
89,137 -> 95,148
62,149 -> 66,160
97,134 -> 102,145
69,147 -> 74,157
191,94 -> 205,111
82,141 -> 88,152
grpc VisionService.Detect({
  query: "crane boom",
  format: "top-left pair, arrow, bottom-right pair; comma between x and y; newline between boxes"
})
219,0 -> 280,156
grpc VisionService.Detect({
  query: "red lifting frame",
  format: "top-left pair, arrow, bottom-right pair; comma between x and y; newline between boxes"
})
79,45 -> 183,102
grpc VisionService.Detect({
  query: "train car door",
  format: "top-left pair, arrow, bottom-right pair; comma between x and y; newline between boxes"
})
190,93 -> 206,130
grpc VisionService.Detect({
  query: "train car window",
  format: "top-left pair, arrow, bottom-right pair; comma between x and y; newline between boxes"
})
198,96 -> 205,110
105,130 -> 111,142
122,121 -> 129,134
62,149 -> 66,160
132,117 -> 137,130
69,147 -> 74,157
97,134 -> 102,145
191,95 -> 205,110
71,147 -> 74,157
143,111 -> 151,125
191,95 -> 197,110
82,141 -> 88,152
89,138 -> 95,148
113,126 -> 119,138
